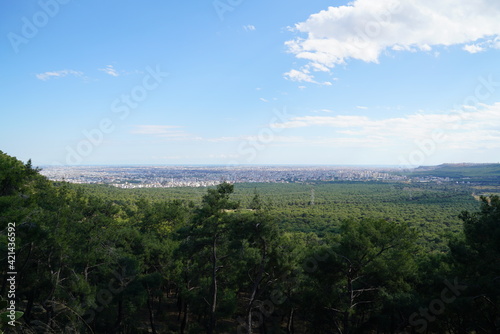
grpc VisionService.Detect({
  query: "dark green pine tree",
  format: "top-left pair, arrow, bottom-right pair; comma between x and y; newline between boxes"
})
179,182 -> 239,334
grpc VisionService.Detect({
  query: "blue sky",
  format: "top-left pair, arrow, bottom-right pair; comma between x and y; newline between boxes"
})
2,0 -> 500,166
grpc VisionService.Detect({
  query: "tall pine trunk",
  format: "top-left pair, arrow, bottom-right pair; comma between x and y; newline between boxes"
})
146,288 -> 157,334
246,241 -> 267,334
208,236 -> 218,334
180,302 -> 189,334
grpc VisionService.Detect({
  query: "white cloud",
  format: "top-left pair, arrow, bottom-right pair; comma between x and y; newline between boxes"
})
259,98 -> 269,102
463,44 -> 485,53
462,36 -> 500,53
272,115 -> 371,129
284,68 -> 333,85
309,62 -> 330,72
285,0 -> 500,80
152,155 -> 183,160
99,65 -> 119,77
311,109 -> 334,113
129,103 -> 500,153
243,25 -> 256,31
284,69 -> 316,83
132,125 -> 188,138
36,69 -> 84,81
270,102 -> 500,150
208,154 -> 240,159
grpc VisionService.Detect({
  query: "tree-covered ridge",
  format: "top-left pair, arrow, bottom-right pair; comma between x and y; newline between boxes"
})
406,163 -> 500,182
1,151 -> 499,333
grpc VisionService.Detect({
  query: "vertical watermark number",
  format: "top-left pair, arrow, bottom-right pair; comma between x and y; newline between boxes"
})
6,222 -> 18,326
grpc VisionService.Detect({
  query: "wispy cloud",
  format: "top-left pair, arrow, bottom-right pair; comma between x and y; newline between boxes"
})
284,68 -> 332,85
99,65 -> 119,77
243,25 -> 256,31
132,125 -> 189,138
36,69 -> 84,81
463,37 -> 500,54
284,69 -> 315,83
310,109 -> 334,113
130,103 -> 500,153
270,103 -> 500,150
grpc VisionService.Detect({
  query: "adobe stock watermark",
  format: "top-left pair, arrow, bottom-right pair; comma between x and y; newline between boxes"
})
409,277 -> 467,333
213,0 -> 244,21
399,74 -> 499,168
226,107 -> 292,165
62,65 -> 168,165
7,0 -> 71,54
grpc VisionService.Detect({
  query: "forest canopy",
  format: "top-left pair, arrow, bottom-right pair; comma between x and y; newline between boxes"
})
0,151 -> 499,333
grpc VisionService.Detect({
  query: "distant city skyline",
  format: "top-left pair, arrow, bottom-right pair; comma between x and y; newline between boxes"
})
39,165 -> 411,188
2,0 -> 500,167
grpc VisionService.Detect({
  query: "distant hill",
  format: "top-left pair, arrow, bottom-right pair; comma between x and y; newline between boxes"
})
409,163 -> 500,182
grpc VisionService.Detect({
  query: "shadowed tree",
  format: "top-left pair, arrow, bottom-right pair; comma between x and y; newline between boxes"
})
179,182 -> 239,334
306,218 -> 417,333
448,195 -> 500,333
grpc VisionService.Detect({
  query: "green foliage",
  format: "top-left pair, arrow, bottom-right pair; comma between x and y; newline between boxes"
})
444,195 -> 500,332
302,218 -> 418,332
1,150 -> 499,333
77,180 -> 477,251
